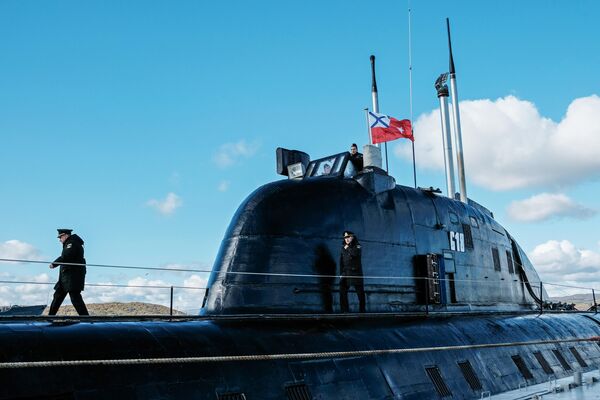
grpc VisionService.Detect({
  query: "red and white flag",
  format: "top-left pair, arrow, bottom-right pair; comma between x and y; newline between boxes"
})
368,111 -> 414,144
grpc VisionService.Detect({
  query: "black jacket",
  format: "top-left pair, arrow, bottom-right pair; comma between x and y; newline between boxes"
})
52,234 -> 87,292
339,241 -> 363,276
349,152 -> 363,172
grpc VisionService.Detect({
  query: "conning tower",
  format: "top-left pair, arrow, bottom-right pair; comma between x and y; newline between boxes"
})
202,150 -> 545,315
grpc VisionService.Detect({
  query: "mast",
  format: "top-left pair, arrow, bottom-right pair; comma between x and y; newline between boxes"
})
435,73 -> 456,199
408,3 -> 417,188
447,18 -> 468,203
370,55 -> 381,149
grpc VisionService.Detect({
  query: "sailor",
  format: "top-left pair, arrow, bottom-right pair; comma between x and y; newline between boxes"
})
48,229 -> 89,315
339,231 -> 366,313
349,143 -> 363,172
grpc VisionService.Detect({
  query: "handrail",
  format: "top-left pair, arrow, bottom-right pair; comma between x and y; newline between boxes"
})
0,279 -> 205,291
0,257 -> 595,291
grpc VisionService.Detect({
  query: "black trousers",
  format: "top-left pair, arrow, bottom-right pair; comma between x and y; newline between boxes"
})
339,277 -> 366,313
49,287 -> 89,315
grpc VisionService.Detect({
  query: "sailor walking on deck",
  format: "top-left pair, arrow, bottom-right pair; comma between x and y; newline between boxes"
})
48,229 -> 89,315
339,231 -> 366,313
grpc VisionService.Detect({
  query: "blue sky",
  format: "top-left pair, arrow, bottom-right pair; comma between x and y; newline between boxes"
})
1,1 -> 599,309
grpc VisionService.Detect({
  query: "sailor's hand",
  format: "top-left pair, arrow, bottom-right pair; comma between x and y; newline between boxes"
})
49,263 -> 56,269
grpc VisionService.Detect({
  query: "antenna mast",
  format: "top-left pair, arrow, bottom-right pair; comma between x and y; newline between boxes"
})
447,18 -> 468,203
435,73 -> 456,199
408,2 -> 417,188
370,55 -> 379,116
370,55 -> 383,155
371,55 -> 388,171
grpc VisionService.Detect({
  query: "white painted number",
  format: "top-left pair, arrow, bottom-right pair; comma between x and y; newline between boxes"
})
449,231 -> 465,252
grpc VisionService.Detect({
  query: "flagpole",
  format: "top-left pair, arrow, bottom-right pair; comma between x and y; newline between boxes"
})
408,1 -> 417,188
384,142 -> 389,173
364,108 -> 372,144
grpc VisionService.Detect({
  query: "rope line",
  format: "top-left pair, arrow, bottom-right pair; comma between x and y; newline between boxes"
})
0,258 -> 213,274
0,258 -> 587,289
1,337 -> 597,369
0,280 -> 205,290
2,258 -> 599,295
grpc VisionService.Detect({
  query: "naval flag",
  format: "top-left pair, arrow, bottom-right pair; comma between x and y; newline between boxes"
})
368,111 -> 414,144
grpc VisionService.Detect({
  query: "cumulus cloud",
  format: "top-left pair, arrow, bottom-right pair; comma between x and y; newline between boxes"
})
0,273 -> 53,306
213,139 -> 259,168
85,275 -> 207,314
0,258 -> 210,312
507,193 -> 596,222
217,180 -> 230,192
146,192 -> 182,215
530,240 -> 600,296
183,274 -> 208,288
395,95 -> 600,190
0,271 -> 208,314
0,240 -> 43,263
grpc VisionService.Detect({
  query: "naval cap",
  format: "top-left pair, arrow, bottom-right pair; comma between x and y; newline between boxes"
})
57,229 -> 73,237
343,231 -> 355,238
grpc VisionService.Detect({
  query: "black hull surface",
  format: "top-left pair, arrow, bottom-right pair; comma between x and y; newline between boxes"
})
2,312 -> 600,399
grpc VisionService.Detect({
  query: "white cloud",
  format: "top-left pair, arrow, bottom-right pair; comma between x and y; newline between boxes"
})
213,139 -> 259,168
83,275 -> 207,314
0,240 -> 43,263
530,240 -> 600,296
395,95 -> 600,190
0,273 -> 53,306
183,274 -> 208,288
146,192 -> 182,215
0,265 -> 209,314
217,180 -> 230,192
0,258 -> 208,312
507,193 -> 596,222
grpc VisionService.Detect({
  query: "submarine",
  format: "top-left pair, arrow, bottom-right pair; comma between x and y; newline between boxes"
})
2,21 -> 600,400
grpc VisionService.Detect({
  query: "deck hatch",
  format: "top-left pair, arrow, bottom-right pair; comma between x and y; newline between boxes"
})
533,351 -> 553,374
506,250 -> 514,274
492,248 -> 501,271
462,223 -> 474,249
511,355 -> 533,380
553,349 -> 572,371
569,347 -> 588,367
285,383 -> 312,400
217,393 -> 246,400
457,360 -> 482,390
425,366 -> 452,397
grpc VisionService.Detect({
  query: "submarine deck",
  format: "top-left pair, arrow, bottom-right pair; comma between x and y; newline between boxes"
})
0,309 -> 597,323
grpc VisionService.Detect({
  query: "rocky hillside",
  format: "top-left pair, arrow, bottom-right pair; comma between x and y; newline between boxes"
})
42,302 -> 186,316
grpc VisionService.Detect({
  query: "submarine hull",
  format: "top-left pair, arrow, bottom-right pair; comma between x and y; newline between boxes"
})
2,313 -> 600,399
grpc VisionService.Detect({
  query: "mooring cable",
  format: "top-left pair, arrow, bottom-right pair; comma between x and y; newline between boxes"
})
0,337 -> 597,369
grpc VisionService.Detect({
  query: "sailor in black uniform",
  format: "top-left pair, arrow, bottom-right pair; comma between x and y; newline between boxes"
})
349,143 -> 363,172
48,229 -> 89,315
339,231 -> 366,313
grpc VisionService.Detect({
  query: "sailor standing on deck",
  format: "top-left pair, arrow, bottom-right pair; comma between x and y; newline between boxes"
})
339,231 -> 366,313
348,143 -> 363,172
48,229 -> 89,315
